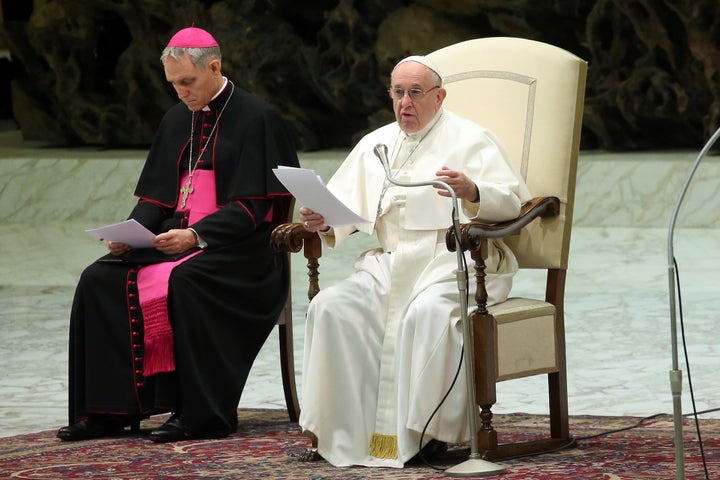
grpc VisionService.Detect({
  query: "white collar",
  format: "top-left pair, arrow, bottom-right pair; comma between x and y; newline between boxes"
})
202,77 -> 229,111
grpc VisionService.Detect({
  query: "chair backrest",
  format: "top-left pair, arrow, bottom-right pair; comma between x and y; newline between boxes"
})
427,37 -> 587,269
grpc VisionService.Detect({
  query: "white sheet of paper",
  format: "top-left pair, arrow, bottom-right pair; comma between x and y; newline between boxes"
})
273,166 -> 370,227
85,219 -> 156,248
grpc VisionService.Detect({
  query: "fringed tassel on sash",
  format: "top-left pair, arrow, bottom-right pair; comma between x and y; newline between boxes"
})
137,170 -> 214,377
369,433 -> 399,459
141,295 -> 176,376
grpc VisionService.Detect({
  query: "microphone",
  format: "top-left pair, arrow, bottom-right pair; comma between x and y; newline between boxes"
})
372,142 -> 505,475
372,142 -> 461,251
373,143 -> 392,178
667,125 -> 720,480
372,143 -> 457,213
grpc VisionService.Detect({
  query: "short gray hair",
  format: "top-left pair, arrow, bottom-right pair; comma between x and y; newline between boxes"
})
160,46 -> 222,68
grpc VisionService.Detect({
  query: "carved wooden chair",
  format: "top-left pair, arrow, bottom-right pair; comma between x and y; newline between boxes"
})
272,205 -> 321,424
271,37 -> 587,459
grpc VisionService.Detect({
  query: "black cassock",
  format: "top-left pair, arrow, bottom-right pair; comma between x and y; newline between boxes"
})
67,82 -> 299,436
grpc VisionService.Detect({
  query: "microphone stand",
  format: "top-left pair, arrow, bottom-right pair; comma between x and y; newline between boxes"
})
667,125 -> 720,480
373,144 -> 505,476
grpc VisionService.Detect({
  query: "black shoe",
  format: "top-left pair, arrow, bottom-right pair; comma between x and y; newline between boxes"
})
57,415 -> 139,441
148,413 -> 232,443
407,439 -> 449,464
421,439 -> 448,458
148,413 -> 190,443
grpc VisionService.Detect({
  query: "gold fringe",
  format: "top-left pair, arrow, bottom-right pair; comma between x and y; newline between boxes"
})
369,433 -> 398,459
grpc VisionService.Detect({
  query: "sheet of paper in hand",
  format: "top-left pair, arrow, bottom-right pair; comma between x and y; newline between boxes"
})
85,219 -> 156,248
272,166 -> 370,227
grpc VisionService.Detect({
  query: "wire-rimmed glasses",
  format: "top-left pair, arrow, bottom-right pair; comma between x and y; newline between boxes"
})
387,85 -> 440,101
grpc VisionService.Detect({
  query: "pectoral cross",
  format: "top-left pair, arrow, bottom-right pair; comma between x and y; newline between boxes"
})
180,178 -> 194,208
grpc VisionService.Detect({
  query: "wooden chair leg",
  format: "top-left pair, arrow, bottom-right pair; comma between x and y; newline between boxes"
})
548,371 -> 569,439
270,220 -> 322,424
478,404 -> 499,451
279,319 -> 300,422
278,279 -> 300,422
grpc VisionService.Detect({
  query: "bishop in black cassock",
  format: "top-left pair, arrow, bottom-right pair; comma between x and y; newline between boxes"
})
58,26 -> 299,442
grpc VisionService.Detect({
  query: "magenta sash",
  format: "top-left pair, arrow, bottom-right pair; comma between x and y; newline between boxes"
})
137,170 -> 219,376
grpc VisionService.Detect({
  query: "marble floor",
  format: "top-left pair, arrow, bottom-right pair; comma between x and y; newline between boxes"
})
1,130 -> 719,440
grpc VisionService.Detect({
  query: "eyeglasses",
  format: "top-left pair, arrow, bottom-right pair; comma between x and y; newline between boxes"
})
387,85 -> 440,101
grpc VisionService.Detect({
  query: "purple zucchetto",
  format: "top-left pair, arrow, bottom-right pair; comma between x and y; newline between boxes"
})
166,25 -> 219,48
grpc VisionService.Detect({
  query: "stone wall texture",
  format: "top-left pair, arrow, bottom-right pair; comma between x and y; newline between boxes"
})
1,0 -> 719,151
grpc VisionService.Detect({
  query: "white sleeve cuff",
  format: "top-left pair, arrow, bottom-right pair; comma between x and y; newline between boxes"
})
187,227 -> 208,249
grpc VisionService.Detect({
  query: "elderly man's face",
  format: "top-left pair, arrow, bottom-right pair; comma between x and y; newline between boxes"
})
164,53 -> 223,112
389,61 -> 446,133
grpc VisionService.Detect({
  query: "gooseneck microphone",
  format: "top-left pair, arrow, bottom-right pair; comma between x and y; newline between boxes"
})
372,143 -> 459,225
372,143 -> 506,476
373,143 -> 393,179
667,125 -> 720,480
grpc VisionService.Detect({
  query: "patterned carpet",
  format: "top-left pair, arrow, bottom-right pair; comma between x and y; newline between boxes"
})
0,409 -> 717,479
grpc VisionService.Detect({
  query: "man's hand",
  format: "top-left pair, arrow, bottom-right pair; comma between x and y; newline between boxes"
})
434,166 -> 479,202
298,206 -> 330,233
106,241 -> 131,256
153,229 -> 198,255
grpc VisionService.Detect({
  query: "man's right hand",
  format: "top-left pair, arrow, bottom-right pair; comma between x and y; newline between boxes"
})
298,206 -> 330,233
106,241 -> 131,256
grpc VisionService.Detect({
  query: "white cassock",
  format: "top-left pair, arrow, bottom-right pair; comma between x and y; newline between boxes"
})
299,109 -> 532,468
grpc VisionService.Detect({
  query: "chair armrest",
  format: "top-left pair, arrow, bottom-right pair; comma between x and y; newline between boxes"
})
271,222 -> 322,256
446,196 -> 560,252
270,222 -> 323,301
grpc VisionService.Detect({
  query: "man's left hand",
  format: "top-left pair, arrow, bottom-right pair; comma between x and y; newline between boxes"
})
434,166 -> 479,202
153,229 -> 198,255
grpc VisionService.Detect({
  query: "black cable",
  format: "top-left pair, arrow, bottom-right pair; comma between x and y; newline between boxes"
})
492,404 -> 719,464
416,208 -> 470,471
500,259 -> 713,474
416,344 -> 465,471
673,256 -> 710,480
689,407 -> 720,416
575,406 -> 720,443
574,413 -> 666,441
416,219 -> 713,478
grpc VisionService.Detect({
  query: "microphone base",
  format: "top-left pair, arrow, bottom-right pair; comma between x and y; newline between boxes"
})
445,457 -> 507,477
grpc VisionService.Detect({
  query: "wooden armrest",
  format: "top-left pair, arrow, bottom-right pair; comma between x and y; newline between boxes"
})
271,222 -> 322,258
270,222 -> 323,301
446,196 -> 560,252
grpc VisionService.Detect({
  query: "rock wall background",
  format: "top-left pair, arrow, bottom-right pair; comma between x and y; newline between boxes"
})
1,0 -> 719,151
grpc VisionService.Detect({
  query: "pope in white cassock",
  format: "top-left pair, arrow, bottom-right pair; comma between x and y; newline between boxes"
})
297,55 -> 532,468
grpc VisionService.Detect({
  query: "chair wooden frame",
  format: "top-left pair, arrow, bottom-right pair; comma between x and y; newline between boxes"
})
445,196 -> 572,460
274,199 -> 313,423
276,270 -> 300,422
273,219 -> 322,423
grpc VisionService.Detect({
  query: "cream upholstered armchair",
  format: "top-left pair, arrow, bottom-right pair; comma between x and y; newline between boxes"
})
428,37 -> 587,460
271,37 -> 587,459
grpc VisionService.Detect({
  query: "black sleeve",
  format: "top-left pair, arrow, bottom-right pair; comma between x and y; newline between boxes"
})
183,198 -> 273,248
128,200 -> 173,233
